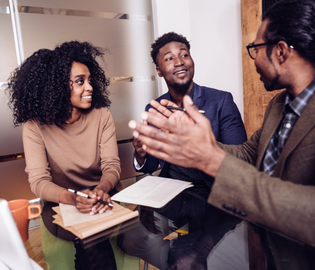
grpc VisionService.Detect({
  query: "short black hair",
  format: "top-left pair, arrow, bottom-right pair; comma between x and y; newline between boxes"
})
150,32 -> 190,66
7,41 -> 110,126
263,0 -> 315,66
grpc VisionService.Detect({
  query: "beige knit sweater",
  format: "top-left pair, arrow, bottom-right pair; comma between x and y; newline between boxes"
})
23,107 -> 121,203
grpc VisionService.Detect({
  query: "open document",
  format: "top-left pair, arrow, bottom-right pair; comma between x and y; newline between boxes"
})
111,175 -> 193,208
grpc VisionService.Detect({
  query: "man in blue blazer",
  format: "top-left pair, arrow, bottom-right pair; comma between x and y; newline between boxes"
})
128,32 -> 248,269
133,32 -> 247,193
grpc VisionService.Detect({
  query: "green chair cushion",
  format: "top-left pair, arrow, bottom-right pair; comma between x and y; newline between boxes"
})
40,216 -> 139,270
40,216 -> 76,270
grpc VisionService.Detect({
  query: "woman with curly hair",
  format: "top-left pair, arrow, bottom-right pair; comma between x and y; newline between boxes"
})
7,41 -> 121,269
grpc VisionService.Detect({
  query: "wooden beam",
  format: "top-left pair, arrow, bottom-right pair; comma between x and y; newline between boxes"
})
241,0 -> 281,138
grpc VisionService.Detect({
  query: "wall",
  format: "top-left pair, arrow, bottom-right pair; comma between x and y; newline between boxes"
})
151,0 -> 244,118
0,0 -> 244,201
0,0 -> 156,200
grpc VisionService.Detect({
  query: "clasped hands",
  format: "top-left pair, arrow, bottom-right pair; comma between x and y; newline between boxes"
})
129,95 -> 226,178
74,181 -> 113,215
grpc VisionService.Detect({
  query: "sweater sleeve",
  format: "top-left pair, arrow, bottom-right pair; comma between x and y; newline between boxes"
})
23,121 -> 64,202
100,109 -> 121,188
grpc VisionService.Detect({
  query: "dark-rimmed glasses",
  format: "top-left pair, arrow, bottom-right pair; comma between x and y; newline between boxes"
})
246,42 -> 273,60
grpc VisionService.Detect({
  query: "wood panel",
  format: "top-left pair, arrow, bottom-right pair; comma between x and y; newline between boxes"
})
241,0 -> 281,139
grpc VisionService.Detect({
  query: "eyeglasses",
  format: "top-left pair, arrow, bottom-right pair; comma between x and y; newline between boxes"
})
247,42 -> 294,60
246,42 -> 273,60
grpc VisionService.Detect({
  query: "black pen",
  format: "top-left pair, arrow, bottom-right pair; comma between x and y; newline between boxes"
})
166,106 -> 205,114
68,189 -> 114,207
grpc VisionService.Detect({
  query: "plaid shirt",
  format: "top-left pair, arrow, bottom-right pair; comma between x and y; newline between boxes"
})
263,79 -> 315,176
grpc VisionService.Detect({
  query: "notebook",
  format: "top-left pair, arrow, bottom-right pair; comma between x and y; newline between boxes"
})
52,201 -> 138,239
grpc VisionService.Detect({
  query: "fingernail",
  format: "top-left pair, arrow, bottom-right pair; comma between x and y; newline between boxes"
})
184,95 -> 194,105
129,120 -> 137,129
133,130 -> 139,138
143,144 -> 147,150
140,112 -> 148,120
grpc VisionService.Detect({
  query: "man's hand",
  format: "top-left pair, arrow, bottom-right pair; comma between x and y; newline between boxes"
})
132,120 -> 148,166
133,99 -> 192,166
149,99 -> 194,126
128,95 -> 226,177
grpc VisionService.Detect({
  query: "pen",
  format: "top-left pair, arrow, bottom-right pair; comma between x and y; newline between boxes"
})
68,189 -> 114,207
166,106 -> 205,114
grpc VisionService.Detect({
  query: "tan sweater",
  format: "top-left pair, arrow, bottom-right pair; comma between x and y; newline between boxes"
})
23,107 -> 121,203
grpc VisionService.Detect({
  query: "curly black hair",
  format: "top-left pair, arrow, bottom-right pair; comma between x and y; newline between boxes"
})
263,0 -> 315,66
7,41 -> 110,126
150,32 -> 191,66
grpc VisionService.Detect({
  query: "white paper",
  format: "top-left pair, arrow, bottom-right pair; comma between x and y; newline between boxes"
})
111,176 -> 193,208
59,203 -> 113,227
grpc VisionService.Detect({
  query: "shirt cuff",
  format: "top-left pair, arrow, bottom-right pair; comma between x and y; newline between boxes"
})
134,156 -> 146,170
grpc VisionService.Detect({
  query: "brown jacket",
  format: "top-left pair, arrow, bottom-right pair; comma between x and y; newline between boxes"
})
208,90 -> 315,270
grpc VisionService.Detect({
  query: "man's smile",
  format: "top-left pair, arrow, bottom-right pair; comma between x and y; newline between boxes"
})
174,69 -> 187,75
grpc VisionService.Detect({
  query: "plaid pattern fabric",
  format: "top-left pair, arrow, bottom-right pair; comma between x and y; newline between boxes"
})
263,80 -> 315,176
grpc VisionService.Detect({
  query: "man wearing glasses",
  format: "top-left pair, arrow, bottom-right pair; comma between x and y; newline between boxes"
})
128,0 -> 315,269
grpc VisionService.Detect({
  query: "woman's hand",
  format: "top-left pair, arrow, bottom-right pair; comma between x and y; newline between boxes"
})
89,179 -> 114,215
73,180 -> 114,215
88,186 -> 113,215
72,189 -> 99,214
60,188 -> 99,214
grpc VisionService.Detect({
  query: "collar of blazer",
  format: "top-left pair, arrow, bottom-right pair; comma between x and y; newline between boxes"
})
275,92 -> 315,172
257,90 -> 315,175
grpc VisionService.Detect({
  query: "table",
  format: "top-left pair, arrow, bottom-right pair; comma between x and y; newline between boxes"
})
70,189 -> 244,270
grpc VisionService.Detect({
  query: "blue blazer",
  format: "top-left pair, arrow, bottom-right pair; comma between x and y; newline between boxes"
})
134,83 -> 247,185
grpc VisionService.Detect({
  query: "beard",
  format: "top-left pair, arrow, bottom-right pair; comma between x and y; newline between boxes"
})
265,73 -> 280,91
262,57 -> 280,91
173,79 -> 193,95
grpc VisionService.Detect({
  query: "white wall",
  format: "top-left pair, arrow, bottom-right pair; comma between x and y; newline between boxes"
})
151,0 -> 244,118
